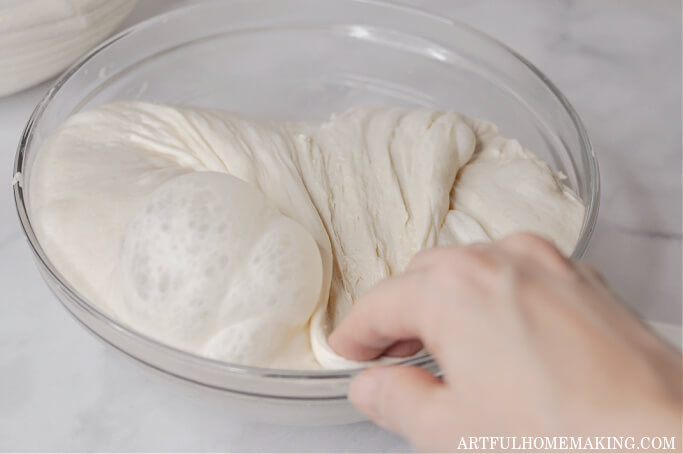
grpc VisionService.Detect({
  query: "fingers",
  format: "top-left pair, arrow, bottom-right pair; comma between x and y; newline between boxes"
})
329,232 -> 606,363
328,271 -> 435,361
349,365 -> 444,439
575,262 -> 606,285
406,244 -> 494,273
329,240 -> 511,361
496,232 -> 572,274
384,339 -> 424,357
497,233 -> 605,286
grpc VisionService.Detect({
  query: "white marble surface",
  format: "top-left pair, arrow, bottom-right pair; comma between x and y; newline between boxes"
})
0,0 -> 681,451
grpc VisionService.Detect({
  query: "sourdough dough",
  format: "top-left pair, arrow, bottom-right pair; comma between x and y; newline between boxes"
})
0,0 -> 136,96
29,102 -> 585,369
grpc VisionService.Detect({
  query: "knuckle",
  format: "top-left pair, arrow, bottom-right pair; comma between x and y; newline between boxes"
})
409,247 -> 437,265
579,263 -> 594,275
421,250 -> 486,311
432,248 -> 484,275
408,246 -> 452,271
412,247 -> 439,262
432,255 -> 460,278
583,263 -> 598,275
506,232 -> 571,270
506,232 -> 554,250
579,263 -> 605,282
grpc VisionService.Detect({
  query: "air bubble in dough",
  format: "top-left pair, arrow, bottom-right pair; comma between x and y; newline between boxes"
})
117,171 -> 323,366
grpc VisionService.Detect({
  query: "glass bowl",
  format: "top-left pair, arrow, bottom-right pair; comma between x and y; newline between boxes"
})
12,0 -> 599,425
0,0 -> 137,97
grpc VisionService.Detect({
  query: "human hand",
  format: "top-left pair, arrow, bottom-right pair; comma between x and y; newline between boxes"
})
329,233 -> 681,451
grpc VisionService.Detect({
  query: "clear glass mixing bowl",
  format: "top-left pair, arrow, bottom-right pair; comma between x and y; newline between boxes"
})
12,0 -> 599,425
0,0 -> 137,97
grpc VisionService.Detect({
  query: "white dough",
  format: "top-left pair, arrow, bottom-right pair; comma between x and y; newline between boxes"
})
117,172 -> 323,368
0,0 -> 137,96
29,102 -> 585,369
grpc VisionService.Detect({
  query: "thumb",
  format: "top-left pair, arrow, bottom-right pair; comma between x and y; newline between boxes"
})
349,365 -> 444,439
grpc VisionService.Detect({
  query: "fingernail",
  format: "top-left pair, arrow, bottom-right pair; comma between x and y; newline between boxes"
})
349,373 -> 380,419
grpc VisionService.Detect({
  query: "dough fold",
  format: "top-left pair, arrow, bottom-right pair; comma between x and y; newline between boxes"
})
30,102 -> 584,369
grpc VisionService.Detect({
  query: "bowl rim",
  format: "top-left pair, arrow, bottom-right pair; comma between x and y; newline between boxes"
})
12,0 -> 599,382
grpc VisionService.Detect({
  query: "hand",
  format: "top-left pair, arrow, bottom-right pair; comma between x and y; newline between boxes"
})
329,233 -> 681,451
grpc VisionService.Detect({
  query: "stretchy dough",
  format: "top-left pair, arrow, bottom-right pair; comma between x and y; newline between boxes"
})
0,0 -> 136,96
30,102 -> 585,369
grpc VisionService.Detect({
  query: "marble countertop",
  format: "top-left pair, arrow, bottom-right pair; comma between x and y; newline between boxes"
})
1,0 -> 680,451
